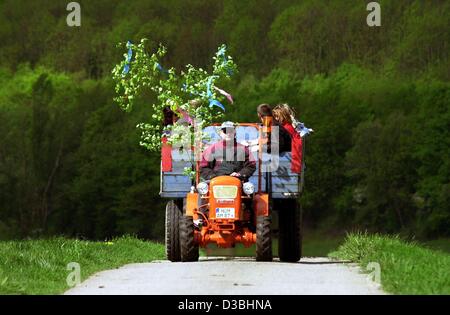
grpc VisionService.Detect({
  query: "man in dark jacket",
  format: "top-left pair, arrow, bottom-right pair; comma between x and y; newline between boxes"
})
200,121 -> 256,181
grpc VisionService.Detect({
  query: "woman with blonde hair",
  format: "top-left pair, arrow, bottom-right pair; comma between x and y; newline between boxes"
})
273,104 -> 303,174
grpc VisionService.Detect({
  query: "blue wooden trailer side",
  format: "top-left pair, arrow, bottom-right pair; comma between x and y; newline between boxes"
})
160,126 -> 305,199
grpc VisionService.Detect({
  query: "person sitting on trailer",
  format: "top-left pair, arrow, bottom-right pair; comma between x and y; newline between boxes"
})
256,103 -> 292,153
272,103 -> 313,173
272,104 -> 303,174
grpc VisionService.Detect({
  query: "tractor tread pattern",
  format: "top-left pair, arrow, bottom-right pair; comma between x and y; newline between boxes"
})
180,216 -> 199,262
256,215 -> 273,261
165,200 -> 182,262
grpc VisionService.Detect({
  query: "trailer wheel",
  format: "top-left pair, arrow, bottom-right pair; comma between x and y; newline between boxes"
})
180,216 -> 199,262
256,215 -> 273,261
278,199 -> 302,262
165,200 -> 182,262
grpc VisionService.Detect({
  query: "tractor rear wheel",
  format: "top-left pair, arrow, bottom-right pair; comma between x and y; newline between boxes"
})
278,199 -> 302,262
165,199 -> 182,262
256,215 -> 273,261
180,215 -> 199,262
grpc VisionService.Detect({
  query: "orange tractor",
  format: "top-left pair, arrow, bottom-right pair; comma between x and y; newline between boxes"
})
162,122 -> 304,262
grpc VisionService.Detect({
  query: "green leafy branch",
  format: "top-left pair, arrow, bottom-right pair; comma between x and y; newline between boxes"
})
112,39 -> 238,152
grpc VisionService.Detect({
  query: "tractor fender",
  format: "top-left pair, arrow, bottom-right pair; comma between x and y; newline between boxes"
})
253,193 -> 269,217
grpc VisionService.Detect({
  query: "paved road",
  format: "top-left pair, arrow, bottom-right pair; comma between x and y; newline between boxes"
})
65,257 -> 384,295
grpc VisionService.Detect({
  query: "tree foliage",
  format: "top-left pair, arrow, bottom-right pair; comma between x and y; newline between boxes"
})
111,39 -> 237,151
0,0 -> 448,240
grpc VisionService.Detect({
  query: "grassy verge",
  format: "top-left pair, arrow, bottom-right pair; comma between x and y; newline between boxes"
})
0,236 -> 165,295
329,233 -> 450,294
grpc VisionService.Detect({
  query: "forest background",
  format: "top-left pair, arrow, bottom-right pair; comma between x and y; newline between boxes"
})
0,0 -> 448,241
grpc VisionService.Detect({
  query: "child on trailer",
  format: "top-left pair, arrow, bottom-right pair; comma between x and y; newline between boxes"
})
272,104 -> 313,174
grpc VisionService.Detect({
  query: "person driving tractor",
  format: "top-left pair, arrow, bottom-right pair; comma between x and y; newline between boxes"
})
200,121 -> 256,181
197,121 -> 257,232
163,119 -> 304,262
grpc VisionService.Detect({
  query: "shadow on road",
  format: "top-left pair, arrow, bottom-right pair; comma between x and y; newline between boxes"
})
197,257 -> 352,264
298,260 -> 352,265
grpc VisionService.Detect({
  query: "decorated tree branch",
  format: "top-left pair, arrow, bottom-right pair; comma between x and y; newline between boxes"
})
112,39 -> 238,153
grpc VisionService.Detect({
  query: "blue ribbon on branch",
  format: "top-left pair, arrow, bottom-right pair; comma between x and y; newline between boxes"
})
123,41 -> 133,75
218,46 -> 233,76
181,80 -> 227,111
121,40 -> 228,112
209,99 -> 225,111
206,76 -> 225,111
122,41 -> 169,77
155,62 -> 169,75
295,122 -> 314,137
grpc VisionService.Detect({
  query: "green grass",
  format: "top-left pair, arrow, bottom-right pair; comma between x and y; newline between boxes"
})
329,233 -> 450,295
0,236 -> 165,295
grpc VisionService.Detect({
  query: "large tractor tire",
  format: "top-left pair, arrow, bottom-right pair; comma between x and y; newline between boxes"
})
165,199 -> 182,262
179,215 -> 199,262
256,215 -> 273,261
278,199 -> 302,262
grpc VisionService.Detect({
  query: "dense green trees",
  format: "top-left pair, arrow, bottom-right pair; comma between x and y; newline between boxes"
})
0,68 -> 164,239
0,0 -> 448,239
229,65 -> 449,236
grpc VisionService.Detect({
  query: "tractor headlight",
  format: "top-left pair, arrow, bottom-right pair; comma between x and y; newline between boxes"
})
243,182 -> 255,195
197,182 -> 209,195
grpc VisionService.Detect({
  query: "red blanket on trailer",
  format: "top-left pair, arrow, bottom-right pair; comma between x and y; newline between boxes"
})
282,123 -> 302,174
161,137 -> 172,172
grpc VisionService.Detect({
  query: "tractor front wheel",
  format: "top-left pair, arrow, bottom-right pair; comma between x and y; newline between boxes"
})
256,215 -> 273,261
179,216 -> 199,262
